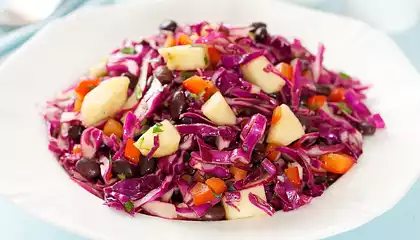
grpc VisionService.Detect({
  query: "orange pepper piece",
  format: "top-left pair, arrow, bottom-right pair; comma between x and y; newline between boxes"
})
183,76 -> 218,100
328,88 -> 346,102
271,106 -> 282,125
103,119 -> 123,139
205,177 -> 227,195
320,153 -> 355,174
229,166 -> 248,181
73,93 -> 83,112
307,95 -> 327,111
265,143 -> 281,161
207,47 -> 221,65
164,34 -> 176,47
191,182 -> 216,206
124,139 -> 141,165
278,62 -> 293,81
183,76 -> 208,94
284,166 -> 301,186
177,34 -> 192,45
75,79 -> 100,97
202,81 -> 218,101
72,144 -> 82,154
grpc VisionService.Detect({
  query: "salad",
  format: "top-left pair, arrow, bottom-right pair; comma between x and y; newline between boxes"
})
44,20 -> 385,220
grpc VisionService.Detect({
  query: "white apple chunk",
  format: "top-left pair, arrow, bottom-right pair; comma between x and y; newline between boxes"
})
202,91 -> 236,125
241,56 -> 286,93
134,120 -> 181,158
266,104 -> 305,146
88,62 -> 107,78
158,45 -> 209,71
80,76 -> 129,126
141,201 -> 177,219
222,185 -> 268,220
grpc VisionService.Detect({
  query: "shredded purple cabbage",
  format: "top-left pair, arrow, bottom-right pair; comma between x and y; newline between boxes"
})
43,21 -> 384,220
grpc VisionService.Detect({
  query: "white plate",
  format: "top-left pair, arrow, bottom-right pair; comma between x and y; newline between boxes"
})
0,0 -> 419,239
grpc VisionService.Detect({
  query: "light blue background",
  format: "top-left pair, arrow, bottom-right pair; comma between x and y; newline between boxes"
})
0,0 -> 419,239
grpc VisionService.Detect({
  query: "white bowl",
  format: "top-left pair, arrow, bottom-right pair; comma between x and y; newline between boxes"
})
0,0 -> 419,239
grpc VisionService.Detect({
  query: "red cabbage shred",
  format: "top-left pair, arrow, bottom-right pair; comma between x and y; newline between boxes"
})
43,21 -> 384,220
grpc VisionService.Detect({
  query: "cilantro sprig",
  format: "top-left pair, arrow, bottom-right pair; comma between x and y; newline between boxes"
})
120,47 -> 136,54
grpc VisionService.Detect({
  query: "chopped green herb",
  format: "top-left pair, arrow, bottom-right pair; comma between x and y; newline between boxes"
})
339,72 -> 351,80
117,173 -> 126,180
204,55 -> 209,65
188,90 -> 205,100
227,184 -> 236,192
180,72 -> 194,81
136,88 -> 143,100
191,44 -> 206,48
109,152 -> 113,164
213,192 -> 223,198
123,200 -> 134,212
242,145 -> 249,152
336,102 -> 352,114
120,47 -> 136,54
152,123 -> 164,134
137,137 -> 145,147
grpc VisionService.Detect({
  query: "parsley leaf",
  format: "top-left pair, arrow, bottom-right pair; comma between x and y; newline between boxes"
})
180,72 -> 194,81
117,173 -> 126,180
136,88 -> 143,100
227,184 -> 237,192
123,200 -> 134,212
188,91 -> 205,100
120,47 -> 136,54
336,102 -> 352,114
137,137 -> 145,147
339,72 -> 351,80
204,56 -> 209,65
213,192 -> 223,198
152,123 -> 164,134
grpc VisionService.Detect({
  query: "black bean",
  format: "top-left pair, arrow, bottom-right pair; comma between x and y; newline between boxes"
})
121,72 -> 139,91
357,121 -> 376,136
159,20 -> 178,32
254,143 -> 266,152
68,125 -> 85,143
203,136 -> 216,146
170,90 -> 186,120
252,151 -> 265,163
138,157 -> 156,176
153,66 -> 173,85
254,27 -> 268,43
112,159 -> 137,179
171,189 -> 184,203
200,204 -> 226,221
250,22 -> 267,32
315,84 -> 332,96
240,108 -> 259,117
97,144 -> 110,156
75,158 -> 100,179
180,117 -> 193,124
183,152 -> 191,162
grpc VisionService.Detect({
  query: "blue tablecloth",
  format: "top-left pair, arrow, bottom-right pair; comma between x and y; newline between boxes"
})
0,0 -> 418,239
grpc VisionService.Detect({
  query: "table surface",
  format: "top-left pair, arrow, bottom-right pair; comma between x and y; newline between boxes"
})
1,0 -> 419,239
